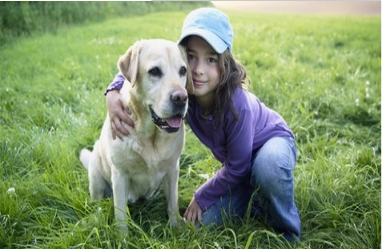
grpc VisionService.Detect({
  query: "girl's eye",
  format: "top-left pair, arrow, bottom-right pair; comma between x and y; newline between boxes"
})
207,57 -> 218,63
187,54 -> 196,60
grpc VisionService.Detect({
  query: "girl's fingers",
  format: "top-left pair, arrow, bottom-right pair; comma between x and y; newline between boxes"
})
197,209 -> 202,224
112,118 -> 126,140
183,208 -> 190,220
183,204 -> 202,225
120,110 -> 134,129
184,207 -> 194,224
115,117 -> 130,136
111,122 -> 118,140
119,99 -> 135,128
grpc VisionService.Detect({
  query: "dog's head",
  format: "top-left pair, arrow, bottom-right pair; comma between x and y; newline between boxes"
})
118,39 -> 193,133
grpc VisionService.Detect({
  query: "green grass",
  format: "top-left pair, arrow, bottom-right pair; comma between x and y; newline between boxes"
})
0,10 -> 380,248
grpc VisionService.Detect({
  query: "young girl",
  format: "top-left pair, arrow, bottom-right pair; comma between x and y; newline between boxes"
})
105,8 -> 301,242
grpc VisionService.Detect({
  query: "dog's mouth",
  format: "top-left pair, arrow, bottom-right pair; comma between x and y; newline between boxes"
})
149,107 -> 184,133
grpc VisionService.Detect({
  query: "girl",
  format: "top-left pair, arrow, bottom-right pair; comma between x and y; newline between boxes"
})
105,8 -> 301,242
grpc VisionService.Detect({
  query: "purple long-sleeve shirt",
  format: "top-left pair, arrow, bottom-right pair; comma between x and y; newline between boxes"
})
107,73 -> 294,210
187,88 -> 293,209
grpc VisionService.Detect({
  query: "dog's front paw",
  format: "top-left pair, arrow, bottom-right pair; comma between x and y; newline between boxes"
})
168,212 -> 185,228
115,220 -> 128,234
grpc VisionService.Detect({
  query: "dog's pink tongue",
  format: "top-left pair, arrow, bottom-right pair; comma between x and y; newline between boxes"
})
166,117 -> 182,128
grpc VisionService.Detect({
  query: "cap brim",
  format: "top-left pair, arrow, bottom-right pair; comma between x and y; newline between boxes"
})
178,28 -> 227,54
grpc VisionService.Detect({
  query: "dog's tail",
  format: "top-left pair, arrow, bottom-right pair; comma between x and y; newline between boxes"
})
79,149 -> 92,170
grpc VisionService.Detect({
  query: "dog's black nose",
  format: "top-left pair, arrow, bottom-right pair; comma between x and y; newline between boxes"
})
171,90 -> 188,107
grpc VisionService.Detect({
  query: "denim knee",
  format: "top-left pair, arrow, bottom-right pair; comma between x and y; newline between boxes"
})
249,136 -> 301,241
250,136 -> 297,196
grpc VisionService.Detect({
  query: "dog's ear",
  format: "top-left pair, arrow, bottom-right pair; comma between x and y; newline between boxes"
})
178,45 -> 194,94
118,40 -> 144,86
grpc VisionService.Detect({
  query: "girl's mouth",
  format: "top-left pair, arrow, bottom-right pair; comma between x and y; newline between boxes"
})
193,80 -> 206,86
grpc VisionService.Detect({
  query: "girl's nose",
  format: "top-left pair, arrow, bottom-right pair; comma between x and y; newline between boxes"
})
192,60 -> 204,75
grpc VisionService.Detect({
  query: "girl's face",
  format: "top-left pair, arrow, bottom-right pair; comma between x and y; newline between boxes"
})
186,36 -> 220,105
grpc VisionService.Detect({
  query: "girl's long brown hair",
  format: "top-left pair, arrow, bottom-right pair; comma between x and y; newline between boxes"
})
213,50 -> 251,128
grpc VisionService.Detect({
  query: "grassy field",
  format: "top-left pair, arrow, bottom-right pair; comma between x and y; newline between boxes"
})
0,10 -> 380,248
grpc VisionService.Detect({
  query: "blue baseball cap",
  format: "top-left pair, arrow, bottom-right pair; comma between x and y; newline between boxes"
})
178,7 -> 233,54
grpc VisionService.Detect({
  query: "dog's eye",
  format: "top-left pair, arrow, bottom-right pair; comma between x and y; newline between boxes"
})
148,67 -> 162,77
179,66 -> 187,76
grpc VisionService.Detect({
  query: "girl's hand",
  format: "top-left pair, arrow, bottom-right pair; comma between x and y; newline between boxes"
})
106,90 -> 134,140
183,196 -> 202,225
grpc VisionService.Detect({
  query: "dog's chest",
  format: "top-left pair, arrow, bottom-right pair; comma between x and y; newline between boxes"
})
115,133 -> 178,166
110,134 -> 181,201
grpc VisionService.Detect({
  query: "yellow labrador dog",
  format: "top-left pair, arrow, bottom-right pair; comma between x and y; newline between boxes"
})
80,39 -> 192,230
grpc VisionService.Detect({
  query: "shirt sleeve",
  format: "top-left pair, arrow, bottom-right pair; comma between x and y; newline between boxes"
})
104,72 -> 125,96
194,108 -> 254,210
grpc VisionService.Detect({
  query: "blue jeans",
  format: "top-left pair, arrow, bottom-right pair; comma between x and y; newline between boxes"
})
201,136 -> 301,242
